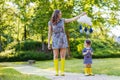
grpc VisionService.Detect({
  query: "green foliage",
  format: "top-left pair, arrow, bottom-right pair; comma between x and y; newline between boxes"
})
1,0 -> 120,61
16,41 -> 42,51
1,40 -> 53,62
69,38 -> 84,58
70,38 -> 120,58
0,51 -> 53,62
1,38 -> 120,62
5,40 -> 42,51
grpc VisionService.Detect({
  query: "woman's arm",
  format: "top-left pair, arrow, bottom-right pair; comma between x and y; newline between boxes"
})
64,12 -> 86,23
48,24 -> 52,49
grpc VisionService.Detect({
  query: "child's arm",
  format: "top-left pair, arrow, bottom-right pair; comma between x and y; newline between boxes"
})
83,52 -> 87,55
82,49 -> 89,55
90,48 -> 93,55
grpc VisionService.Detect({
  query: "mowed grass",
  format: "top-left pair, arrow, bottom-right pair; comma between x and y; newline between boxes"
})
0,65 -> 50,80
33,58 -> 120,76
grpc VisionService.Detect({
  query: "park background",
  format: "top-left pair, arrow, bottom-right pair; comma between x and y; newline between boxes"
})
0,0 -> 120,80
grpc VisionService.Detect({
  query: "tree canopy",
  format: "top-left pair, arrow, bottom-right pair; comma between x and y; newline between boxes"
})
0,0 -> 120,52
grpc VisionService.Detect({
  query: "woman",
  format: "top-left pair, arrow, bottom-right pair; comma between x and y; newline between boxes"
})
48,10 -> 86,76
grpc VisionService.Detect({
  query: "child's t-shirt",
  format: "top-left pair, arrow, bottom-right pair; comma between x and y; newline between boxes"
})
82,47 -> 93,60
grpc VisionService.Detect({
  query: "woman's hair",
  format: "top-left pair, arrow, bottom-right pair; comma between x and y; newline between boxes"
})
50,10 -> 61,25
85,39 -> 91,45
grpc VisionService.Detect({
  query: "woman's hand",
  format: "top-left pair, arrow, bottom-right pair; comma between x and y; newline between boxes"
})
80,12 -> 86,16
48,44 -> 51,50
64,12 -> 86,23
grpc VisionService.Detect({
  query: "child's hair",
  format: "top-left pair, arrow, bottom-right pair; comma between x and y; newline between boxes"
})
85,39 -> 91,45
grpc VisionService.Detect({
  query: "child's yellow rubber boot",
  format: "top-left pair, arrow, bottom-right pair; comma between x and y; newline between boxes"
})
60,58 -> 65,76
84,68 -> 89,76
89,68 -> 94,76
54,59 -> 59,76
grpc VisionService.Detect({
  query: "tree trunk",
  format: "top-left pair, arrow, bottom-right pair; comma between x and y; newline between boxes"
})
66,27 -> 71,58
41,35 -> 44,51
0,34 -> 2,52
24,25 -> 27,40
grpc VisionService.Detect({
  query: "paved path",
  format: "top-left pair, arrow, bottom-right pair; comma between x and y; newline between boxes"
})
13,65 -> 120,80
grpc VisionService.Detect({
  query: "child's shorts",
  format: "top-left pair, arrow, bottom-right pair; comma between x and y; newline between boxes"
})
84,58 -> 92,64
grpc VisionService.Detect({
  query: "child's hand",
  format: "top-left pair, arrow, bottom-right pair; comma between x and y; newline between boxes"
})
87,50 -> 92,55
87,50 -> 91,53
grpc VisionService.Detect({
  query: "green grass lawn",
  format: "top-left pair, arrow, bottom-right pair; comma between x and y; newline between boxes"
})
1,58 -> 120,78
32,58 -> 120,76
0,65 -> 50,80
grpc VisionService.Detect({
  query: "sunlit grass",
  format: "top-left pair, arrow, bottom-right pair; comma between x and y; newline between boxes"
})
0,65 -> 50,80
33,58 -> 120,76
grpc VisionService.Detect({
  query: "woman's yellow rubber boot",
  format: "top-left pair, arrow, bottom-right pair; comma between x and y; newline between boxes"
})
54,59 -> 59,76
60,58 -> 65,76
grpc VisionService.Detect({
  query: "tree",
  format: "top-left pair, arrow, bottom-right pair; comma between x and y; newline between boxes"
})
0,0 -> 18,51
14,0 -> 37,40
71,0 -> 120,40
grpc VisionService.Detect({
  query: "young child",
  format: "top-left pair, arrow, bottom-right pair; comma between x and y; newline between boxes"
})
82,39 -> 94,76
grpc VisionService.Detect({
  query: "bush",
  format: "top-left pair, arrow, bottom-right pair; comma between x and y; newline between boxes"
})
1,38 -> 120,62
0,51 -> 53,62
16,41 -> 42,51
1,40 -> 53,62
5,40 -> 43,51
70,38 -> 120,58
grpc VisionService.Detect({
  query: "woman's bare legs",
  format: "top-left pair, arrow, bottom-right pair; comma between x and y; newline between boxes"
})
53,49 -> 59,76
